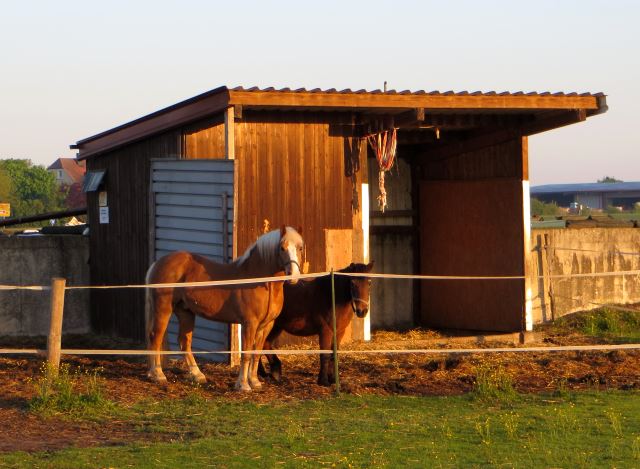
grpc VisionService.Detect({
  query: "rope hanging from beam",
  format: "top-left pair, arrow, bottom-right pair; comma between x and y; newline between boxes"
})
367,128 -> 397,212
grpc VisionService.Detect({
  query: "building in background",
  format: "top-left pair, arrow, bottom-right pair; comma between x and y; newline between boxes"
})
47,158 -> 87,209
531,182 -> 640,210
47,158 -> 86,186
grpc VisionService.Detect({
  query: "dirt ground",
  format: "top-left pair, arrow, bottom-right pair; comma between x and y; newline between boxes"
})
1,328 -> 639,453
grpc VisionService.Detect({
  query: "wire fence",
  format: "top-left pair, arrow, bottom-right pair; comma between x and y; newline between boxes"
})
1,265 -> 639,394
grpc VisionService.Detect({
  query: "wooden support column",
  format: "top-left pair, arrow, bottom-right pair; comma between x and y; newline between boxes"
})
350,137 -> 369,341
47,278 -> 66,375
225,106 -> 235,160
521,136 -> 533,334
225,106 -> 240,366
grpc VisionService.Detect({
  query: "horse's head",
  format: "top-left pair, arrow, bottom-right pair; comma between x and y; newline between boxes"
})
279,225 -> 304,284
344,261 -> 374,318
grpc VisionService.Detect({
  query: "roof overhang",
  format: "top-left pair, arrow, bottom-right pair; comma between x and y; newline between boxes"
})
72,86 -> 608,160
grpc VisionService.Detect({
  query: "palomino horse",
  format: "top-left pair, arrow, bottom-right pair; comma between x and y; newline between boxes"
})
145,226 -> 304,391
259,262 -> 373,386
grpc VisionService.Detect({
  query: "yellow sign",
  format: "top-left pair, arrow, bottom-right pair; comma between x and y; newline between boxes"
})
0,203 -> 9,217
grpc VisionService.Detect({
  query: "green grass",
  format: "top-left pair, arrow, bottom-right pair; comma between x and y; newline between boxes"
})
471,364 -> 518,403
27,363 -> 114,417
1,391 -> 639,468
555,307 -> 640,342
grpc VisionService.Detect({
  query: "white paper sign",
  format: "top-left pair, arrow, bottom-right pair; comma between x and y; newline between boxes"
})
99,206 -> 109,224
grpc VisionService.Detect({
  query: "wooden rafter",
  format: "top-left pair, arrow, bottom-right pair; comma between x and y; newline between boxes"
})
420,110 -> 587,162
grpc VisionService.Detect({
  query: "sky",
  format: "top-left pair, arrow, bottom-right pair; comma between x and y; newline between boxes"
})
1,0 -> 638,185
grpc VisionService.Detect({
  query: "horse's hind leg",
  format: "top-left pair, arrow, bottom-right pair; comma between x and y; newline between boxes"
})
175,306 -> 206,384
147,292 -> 172,384
248,321 -> 273,389
317,326 -> 333,386
235,322 -> 257,392
262,326 -> 283,382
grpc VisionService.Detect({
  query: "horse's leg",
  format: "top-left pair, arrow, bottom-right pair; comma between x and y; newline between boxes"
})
248,320 -> 273,389
317,325 -> 333,386
175,306 -> 206,384
326,326 -> 348,385
235,321 -> 256,392
147,292 -> 172,384
259,325 -> 283,381
257,334 -> 271,379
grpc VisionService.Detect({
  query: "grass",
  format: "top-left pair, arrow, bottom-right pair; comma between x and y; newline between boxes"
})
554,307 -> 640,342
470,364 -> 518,403
27,362 -> 113,417
1,391 -> 639,468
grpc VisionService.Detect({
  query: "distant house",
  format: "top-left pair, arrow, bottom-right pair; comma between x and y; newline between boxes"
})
47,158 -> 86,186
531,182 -> 640,210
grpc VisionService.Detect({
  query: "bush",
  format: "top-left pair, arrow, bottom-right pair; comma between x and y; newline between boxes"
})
531,198 -> 560,217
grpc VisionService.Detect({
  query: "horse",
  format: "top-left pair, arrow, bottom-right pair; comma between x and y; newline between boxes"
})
145,226 -> 304,391
259,262 -> 373,386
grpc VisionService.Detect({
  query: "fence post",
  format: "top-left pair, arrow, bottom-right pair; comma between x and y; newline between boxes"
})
47,277 -> 66,375
330,269 -> 341,396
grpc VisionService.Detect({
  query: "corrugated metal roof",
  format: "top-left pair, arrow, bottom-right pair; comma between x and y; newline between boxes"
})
72,85 -> 607,159
531,182 -> 640,194
229,86 -> 604,97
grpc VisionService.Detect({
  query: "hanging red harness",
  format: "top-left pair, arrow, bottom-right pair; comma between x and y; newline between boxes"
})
367,128 -> 397,213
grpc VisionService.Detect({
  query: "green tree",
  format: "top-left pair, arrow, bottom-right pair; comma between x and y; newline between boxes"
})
597,176 -> 623,183
0,167 -> 12,202
0,159 -> 66,217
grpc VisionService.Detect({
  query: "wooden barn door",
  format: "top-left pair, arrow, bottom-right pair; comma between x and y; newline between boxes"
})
150,159 -> 235,362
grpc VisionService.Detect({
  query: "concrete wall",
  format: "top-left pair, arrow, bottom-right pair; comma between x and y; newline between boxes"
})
528,228 -> 640,324
0,235 -> 90,336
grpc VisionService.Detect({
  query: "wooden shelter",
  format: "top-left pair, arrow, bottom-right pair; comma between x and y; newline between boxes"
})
72,86 -> 607,347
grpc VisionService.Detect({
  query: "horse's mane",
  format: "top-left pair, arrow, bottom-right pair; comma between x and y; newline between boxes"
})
235,227 -> 302,271
340,263 -> 372,275
298,262 -> 371,304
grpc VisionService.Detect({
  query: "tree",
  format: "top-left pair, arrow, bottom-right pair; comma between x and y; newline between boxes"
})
0,167 -> 12,202
597,176 -> 623,183
0,159 -> 66,217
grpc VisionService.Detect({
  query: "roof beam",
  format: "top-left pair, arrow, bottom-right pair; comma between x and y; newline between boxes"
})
229,90 -> 600,111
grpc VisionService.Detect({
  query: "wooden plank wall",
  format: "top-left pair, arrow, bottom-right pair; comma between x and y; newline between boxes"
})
184,110 -> 357,273
86,131 -> 180,340
86,110 -> 361,341
418,138 -> 526,332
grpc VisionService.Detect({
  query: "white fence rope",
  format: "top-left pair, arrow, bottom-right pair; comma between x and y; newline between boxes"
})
1,268 -> 639,291
2,343 -> 640,358
1,270 -> 639,358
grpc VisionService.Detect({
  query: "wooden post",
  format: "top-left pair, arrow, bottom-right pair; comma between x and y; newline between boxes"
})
330,270 -> 341,396
47,278 -> 66,375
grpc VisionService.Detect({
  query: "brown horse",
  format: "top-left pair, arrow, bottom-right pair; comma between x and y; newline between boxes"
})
260,262 -> 373,386
145,226 -> 304,391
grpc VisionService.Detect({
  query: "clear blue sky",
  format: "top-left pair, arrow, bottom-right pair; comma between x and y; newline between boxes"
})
1,0 -> 638,184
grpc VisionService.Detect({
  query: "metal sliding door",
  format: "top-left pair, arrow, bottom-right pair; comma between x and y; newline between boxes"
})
150,159 -> 234,362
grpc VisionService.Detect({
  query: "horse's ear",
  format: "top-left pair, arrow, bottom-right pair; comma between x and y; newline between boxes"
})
296,226 -> 303,235
366,261 -> 374,271
280,225 -> 287,237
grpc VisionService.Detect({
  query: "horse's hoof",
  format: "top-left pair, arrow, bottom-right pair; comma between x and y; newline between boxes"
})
317,377 -> 330,387
190,372 -> 207,384
147,370 -> 168,385
234,382 -> 252,392
249,378 -> 263,389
